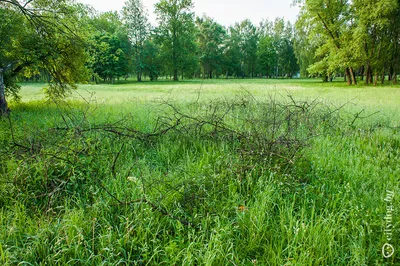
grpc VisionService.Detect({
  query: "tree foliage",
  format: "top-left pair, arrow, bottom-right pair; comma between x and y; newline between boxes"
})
122,0 -> 150,82
196,16 -> 226,79
295,0 -> 400,84
155,0 -> 197,81
87,12 -> 131,83
0,0 -> 89,114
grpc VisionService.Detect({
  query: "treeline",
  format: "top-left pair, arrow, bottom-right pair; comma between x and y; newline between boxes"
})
2,0 -> 298,84
82,0 -> 298,83
1,0 -> 297,114
294,0 -> 400,85
1,0 -> 399,103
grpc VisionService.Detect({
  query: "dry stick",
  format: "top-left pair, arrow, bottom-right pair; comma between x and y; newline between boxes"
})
322,99 -> 356,120
351,110 -> 380,126
96,179 -> 123,205
238,83 -> 258,102
51,116 -> 183,142
162,99 -> 241,139
111,142 -> 125,179
351,109 -> 365,126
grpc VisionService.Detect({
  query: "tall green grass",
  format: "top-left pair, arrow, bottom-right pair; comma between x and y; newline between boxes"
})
0,79 -> 399,265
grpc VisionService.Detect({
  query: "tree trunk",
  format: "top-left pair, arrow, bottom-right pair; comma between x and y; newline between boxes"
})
366,65 -> 373,85
381,71 -> 385,84
388,66 -> 393,81
137,73 -> 142,82
393,71 -> 397,84
173,69 -> 178,81
345,68 -> 352,85
360,65 -> 365,81
374,73 -> 378,86
0,69 -> 9,116
349,67 -> 357,85
323,73 -> 328,82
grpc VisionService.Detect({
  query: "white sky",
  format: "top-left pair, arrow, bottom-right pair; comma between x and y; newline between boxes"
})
77,0 -> 299,27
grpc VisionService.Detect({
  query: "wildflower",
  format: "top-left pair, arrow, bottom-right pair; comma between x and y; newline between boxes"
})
238,205 -> 248,212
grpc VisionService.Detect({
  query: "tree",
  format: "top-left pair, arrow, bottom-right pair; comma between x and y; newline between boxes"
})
0,7 -> 24,114
256,18 -> 298,78
293,14 -> 317,77
88,33 -> 129,83
122,0 -> 150,82
222,20 -> 259,79
388,2 -> 400,84
0,0 -> 89,115
196,16 -> 226,79
295,0 -> 358,84
240,20 -> 259,78
155,0 -> 196,81
87,11 -> 131,83
278,21 -> 298,78
295,0 -> 400,85
257,35 -> 276,78
223,26 -> 243,78
142,38 -> 162,81
352,0 -> 399,85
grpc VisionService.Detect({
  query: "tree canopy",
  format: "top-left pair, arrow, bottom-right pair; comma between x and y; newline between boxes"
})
154,0 -> 197,81
122,0 -> 150,82
294,0 -> 400,84
0,0 -> 89,114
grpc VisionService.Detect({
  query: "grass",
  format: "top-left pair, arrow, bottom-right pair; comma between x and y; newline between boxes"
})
0,78 -> 399,265
18,78 -> 400,124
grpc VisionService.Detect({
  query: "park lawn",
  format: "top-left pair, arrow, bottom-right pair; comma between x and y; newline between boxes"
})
17,78 -> 400,121
0,78 -> 399,265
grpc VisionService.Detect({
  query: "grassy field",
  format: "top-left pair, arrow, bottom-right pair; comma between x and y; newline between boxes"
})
0,79 -> 399,265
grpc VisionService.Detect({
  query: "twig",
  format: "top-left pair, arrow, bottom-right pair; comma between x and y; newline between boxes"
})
111,143 -> 125,179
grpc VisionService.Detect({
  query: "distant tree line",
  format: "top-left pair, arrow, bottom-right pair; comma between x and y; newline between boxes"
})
85,0 -> 299,83
1,1 -> 299,87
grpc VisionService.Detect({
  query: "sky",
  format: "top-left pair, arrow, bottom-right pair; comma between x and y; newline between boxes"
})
77,0 -> 300,27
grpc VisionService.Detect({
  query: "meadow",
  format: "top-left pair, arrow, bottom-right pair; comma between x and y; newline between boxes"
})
0,78 -> 399,265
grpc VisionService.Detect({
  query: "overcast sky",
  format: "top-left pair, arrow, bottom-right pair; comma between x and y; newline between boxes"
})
77,0 -> 299,27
